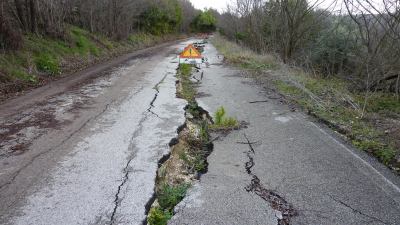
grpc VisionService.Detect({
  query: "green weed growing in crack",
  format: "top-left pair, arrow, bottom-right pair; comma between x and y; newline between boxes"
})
187,101 -> 201,118
147,207 -> 172,225
177,64 -> 196,101
178,64 -> 192,78
199,121 -> 209,143
157,183 -> 190,211
211,106 -> 239,130
148,183 -> 190,225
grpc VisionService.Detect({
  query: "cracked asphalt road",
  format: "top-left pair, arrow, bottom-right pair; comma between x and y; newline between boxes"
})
170,42 -> 400,224
1,39 -> 400,225
0,41 -> 191,225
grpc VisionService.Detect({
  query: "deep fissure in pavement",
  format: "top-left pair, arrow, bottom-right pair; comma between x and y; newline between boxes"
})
144,64 -> 215,225
242,133 -> 297,225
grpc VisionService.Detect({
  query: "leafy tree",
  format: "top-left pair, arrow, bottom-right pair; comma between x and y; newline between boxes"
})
191,10 -> 217,33
139,0 -> 183,36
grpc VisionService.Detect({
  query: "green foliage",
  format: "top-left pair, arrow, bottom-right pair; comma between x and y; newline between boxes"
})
34,53 -> 60,74
157,183 -> 190,211
70,27 -> 100,56
147,207 -> 172,225
177,64 -> 195,101
308,23 -> 359,76
274,80 -> 303,97
11,69 -> 37,83
212,106 -> 239,129
193,155 -> 207,172
213,35 -> 398,168
186,101 -> 202,118
140,1 -> 183,36
1,24 -> 176,88
179,64 -> 192,77
191,10 -> 217,33
128,33 -> 158,47
235,32 -> 248,42
363,93 -> 400,115
214,106 -> 225,125
353,139 -> 395,164
199,121 -> 209,142
178,148 -> 207,173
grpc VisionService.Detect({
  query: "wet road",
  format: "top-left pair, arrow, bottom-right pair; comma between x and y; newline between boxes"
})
0,41 -> 189,224
170,43 -> 400,224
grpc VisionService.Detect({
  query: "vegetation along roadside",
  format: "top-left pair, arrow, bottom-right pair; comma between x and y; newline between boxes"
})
212,34 -> 400,175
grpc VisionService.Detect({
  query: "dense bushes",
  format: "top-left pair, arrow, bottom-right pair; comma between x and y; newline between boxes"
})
140,1 -> 183,36
191,10 -> 217,33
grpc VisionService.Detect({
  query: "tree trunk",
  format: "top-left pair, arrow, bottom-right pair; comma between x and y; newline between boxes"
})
29,0 -> 37,33
14,0 -> 27,31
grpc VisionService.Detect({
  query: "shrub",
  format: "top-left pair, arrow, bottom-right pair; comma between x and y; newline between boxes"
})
35,53 -> 60,74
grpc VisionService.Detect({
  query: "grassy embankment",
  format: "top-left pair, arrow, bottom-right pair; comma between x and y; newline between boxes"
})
0,25 -> 185,101
212,34 -> 400,174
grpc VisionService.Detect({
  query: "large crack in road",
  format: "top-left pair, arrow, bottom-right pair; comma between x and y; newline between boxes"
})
242,133 -> 297,225
109,73 -> 167,224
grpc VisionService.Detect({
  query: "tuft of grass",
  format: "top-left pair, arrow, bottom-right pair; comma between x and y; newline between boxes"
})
211,106 -> 239,129
362,93 -> 400,115
157,183 -> 190,212
34,53 -> 60,74
147,207 -> 172,225
70,26 -> 100,56
10,69 -> 37,83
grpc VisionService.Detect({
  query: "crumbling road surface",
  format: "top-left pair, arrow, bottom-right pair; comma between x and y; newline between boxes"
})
1,39 -> 400,225
170,43 -> 400,224
0,41 -> 190,225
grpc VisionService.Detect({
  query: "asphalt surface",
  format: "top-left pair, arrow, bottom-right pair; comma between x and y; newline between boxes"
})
169,43 -> 400,224
0,41 -> 191,225
1,39 -> 400,225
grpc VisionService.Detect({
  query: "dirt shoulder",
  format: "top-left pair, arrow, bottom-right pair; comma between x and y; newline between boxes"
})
0,39 -> 185,118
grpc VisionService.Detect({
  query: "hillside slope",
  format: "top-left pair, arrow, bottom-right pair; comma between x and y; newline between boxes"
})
0,25 -> 185,101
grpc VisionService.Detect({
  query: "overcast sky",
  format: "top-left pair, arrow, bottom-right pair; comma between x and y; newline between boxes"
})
189,0 -> 338,12
189,0 -> 386,13
189,0 -> 230,12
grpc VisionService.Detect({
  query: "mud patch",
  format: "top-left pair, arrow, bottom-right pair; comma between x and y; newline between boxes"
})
0,72 -> 119,158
